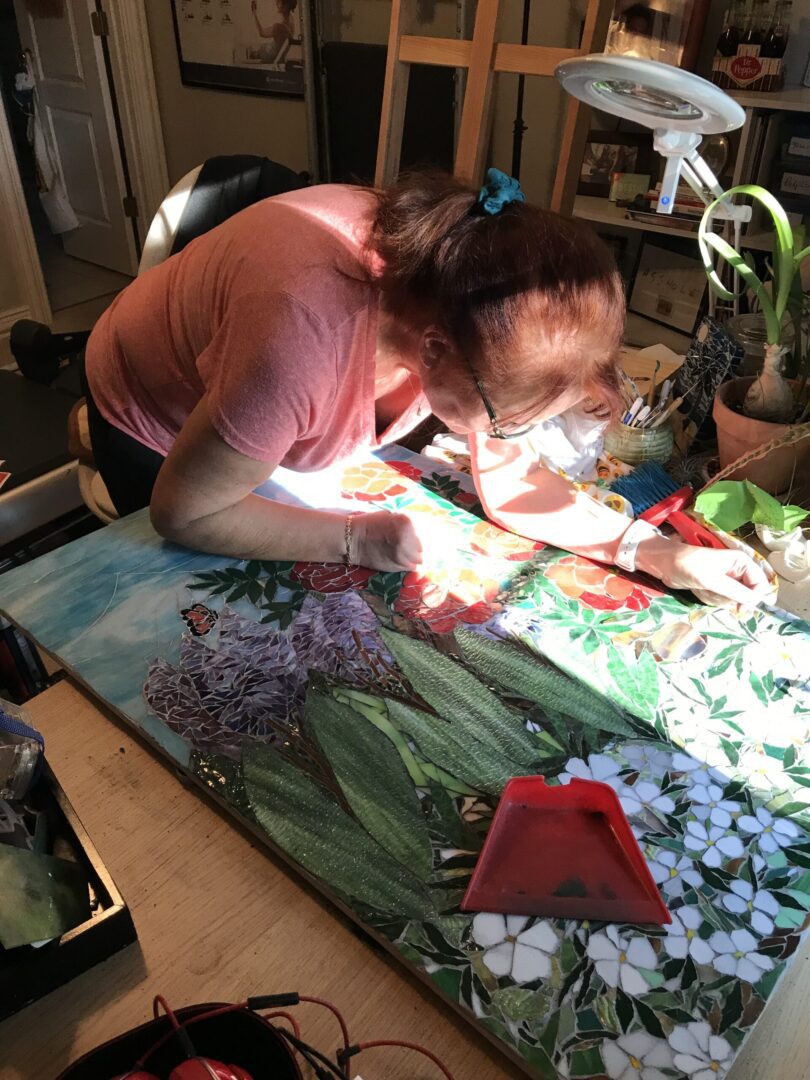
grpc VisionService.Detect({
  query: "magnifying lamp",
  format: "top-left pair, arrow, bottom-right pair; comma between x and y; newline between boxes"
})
555,55 -> 751,225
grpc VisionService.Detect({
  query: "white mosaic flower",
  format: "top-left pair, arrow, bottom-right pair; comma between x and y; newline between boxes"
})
737,806 -> 801,853
672,750 -> 732,787
735,749 -> 787,793
669,1021 -> 733,1080
719,879 -> 780,936
586,925 -> 658,996
664,906 -> 715,965
620,743 -> 674,779
683,820 -> 744,868
471,913 -> 559,983
562,754 -> 622,787
646,848 -> 704,897
709,927 -> 775,984
618,779 -> 676,819
689,783 -> 741,829
602,1030 -> 674,1080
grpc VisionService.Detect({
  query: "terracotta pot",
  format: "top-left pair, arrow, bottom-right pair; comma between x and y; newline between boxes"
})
713,377 -> 810,495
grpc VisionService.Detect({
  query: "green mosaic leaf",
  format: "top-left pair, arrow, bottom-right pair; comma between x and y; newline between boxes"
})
491,985 -> 552,1022
454,626 -> 636,737
607,646 -> 660,719
306,690 -> 433,881
242,743 -> 436,919
380,629 -> 538,767
387,698 -> 530,796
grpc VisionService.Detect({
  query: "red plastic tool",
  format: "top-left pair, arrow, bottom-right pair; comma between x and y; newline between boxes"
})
640,487 -> 726,550
462,776 -> 670,924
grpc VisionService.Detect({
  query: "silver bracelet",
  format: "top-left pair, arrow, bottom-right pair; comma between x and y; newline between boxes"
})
343,513 -> 357,566
615,519 -> 662,573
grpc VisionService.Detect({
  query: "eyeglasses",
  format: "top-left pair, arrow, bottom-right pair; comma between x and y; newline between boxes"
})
472,374 -> 534,440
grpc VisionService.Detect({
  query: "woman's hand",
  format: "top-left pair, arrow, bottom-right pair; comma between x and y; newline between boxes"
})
352,512 -> 422,572
636,535 -> 775,607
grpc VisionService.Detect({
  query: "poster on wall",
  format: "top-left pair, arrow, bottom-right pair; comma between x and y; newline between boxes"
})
171,0 -> 304,98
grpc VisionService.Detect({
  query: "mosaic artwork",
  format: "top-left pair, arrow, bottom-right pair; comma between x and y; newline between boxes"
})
3,447 -> 810,1079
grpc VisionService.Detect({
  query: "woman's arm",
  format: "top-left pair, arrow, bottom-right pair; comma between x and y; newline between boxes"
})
150,398 -> 421,570
251,0 -> 271,36
470,433 -> 772,606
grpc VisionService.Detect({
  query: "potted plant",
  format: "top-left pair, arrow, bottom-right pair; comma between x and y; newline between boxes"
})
699,186 -> 810,494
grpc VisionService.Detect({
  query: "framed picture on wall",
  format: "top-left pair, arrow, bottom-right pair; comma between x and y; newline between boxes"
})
171,0 -> 304,98
578,132 -> 650,198
628,240 -> 707,336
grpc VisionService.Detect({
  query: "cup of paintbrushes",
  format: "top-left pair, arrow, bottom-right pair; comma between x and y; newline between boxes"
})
604,387 -> 681,466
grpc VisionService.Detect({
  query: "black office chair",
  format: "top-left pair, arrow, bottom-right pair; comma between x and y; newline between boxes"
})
9,155 -> 306,522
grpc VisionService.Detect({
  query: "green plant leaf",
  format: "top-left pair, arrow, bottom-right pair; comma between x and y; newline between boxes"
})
783,504 -> 810,531
387,698 -> 529,796
242,743 -> 435,919
306,690 -> 433,880
454,627 -> 636,737
380,629 -> 538,767
700,185 -> 797,340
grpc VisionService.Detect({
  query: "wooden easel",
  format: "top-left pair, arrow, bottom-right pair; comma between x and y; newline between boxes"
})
375,0 -> 613,215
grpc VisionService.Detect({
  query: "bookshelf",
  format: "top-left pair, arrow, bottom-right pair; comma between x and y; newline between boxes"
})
572,86 -> 809,345
729,86 -> 810,112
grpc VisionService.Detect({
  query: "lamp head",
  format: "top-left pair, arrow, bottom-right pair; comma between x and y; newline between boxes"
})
554,54 -> 745,136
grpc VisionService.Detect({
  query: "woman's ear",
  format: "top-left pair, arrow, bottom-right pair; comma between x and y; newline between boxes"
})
419,327 -> 453,370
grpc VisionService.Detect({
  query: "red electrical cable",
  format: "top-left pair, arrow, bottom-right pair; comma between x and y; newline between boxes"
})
264,1010 -> 302,1040
138,1001 -> 249,1066
351,1040 -> 455,1080
298,995 -> 351,1052
152,995 -> 181,1029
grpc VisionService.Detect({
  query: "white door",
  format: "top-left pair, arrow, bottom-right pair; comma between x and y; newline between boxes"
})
13,0 -> 138,275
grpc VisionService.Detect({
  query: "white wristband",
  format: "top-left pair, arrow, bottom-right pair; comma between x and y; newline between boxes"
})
615,519 -> 663,573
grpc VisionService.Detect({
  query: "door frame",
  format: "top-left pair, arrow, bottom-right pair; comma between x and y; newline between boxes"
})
0,0 -> 168,335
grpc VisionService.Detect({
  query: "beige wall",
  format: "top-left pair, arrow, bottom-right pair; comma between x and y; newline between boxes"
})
143,0 -> 310,186
488,0 -> 589,208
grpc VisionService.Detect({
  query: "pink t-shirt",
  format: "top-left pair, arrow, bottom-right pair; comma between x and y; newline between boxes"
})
85,185 -> 427,471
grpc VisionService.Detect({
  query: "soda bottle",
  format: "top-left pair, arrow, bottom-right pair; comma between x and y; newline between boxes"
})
762,0 -> 791,56
717,0 -> 743,56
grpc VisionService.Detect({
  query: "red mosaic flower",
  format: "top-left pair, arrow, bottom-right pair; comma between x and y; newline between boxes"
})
386,460 -> 425,483
291,561 -> 375,593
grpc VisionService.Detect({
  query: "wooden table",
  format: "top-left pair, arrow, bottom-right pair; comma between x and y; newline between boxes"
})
0,680 -> 525,1080
2,680 -> 810,1080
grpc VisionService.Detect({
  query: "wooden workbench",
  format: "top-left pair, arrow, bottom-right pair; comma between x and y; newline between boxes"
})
0,680 -> 524,1080
2,679 -> 810,1080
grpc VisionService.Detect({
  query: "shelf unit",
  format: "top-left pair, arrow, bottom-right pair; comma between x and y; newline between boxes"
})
729,87 -> 810,112
573,195 -> 780,252
572,86 -> 809,346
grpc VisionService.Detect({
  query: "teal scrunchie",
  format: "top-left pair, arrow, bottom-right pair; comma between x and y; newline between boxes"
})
477,167 -> 525,215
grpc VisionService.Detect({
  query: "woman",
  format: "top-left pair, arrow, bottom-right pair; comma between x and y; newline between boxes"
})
84,170 -> 770,607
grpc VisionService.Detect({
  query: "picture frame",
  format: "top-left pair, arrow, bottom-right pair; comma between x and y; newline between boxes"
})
578,132 -> 651,198
170,0 -> 304,99
605,0 -> 710,71
627,239 -> 707,336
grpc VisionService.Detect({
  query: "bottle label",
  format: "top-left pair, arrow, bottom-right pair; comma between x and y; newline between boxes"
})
712,49 -> 783,89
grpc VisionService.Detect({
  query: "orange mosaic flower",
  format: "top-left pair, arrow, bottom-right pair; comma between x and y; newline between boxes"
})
394,569 -> 500,633
341,462 -> 409,502
545,555 -> 661,612
469,520 -> 544,561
